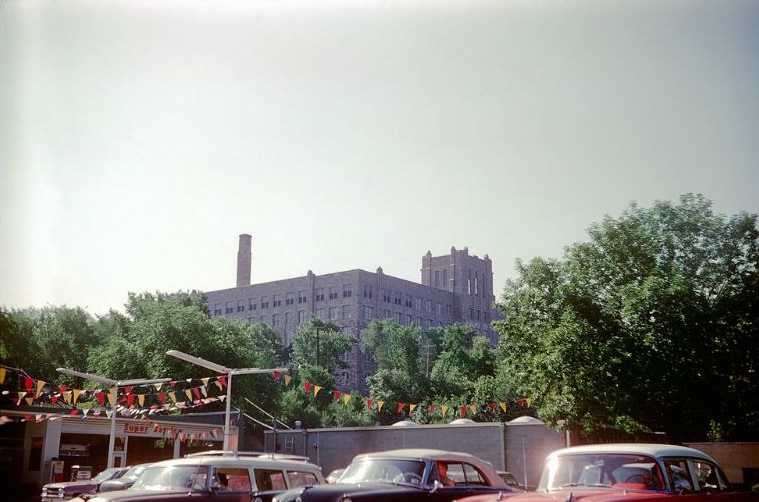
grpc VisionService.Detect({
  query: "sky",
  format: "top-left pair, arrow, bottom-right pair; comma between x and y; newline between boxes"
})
2,0 -> 758,317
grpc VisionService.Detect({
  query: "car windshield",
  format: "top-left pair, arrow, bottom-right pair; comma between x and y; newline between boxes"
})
92,468 -> 121,483
339,459 -> 426,485
539,454 -> 665,492
132,465 -> 209,491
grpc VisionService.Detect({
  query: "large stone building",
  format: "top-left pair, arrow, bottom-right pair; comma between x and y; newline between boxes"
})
205,234 -> 499,391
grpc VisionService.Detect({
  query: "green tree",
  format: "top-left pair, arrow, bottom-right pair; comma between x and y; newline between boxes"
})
493,194 -> 759,441
1,306 -> 98,382
361,319 -> 429,404
290,318 -> 354,388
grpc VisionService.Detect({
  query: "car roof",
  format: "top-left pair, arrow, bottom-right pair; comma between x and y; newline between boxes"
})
352,448 -> 488,463
546,443 -> 718,463
147,455 -> 322,471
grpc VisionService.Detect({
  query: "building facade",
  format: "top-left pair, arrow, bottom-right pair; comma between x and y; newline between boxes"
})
204,235 -> 499,391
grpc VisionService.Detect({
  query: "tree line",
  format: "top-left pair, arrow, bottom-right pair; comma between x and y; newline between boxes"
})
2,194 -> 757,442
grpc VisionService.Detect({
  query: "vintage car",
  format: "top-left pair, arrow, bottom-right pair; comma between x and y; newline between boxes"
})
455,443 -> 759,502
41,466 -> 129,502
272,448 -> 514,502
98,463 -> 151,492
70,451 -> 324,502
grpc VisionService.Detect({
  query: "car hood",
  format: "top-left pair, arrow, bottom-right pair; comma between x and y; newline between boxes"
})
73,489 -> 197,502
44,481 -> 97,490
276,482 -> 423,502
461,488 -> 670,502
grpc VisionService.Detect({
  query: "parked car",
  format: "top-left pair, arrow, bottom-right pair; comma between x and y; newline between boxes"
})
69,451 -> 324,502
41,466 -> 129,502
98,463 -> 151,492
455,443 -> 759,502
272,448 -> 514,502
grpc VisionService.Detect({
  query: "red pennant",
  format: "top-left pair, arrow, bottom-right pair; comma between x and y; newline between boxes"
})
59,386 -> 70,393
273,371 -> 280,380
24,377 -> 33,391
51,396 -> 58,405
158,392 -> 166,403
398,402 -> 406,414
459,405 -> 467,417
429,405 -> 435,414
127,394 -> 135,407
96,393 -> 105,406
333,391 -> 341,400
193,388 -> 201,399
304,381 -> 312,394
517,399 -> 525,407
69,410 -> 79,416
490,402 -> 497,411
218,376 -> 227,389
365,398 -> 373,409
124,386 -> 133,395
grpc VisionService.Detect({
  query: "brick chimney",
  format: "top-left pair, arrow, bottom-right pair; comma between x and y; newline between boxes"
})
236,234 -> 252,287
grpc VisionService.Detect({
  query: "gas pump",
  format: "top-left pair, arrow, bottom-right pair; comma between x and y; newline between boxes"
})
51,458 -> 65,483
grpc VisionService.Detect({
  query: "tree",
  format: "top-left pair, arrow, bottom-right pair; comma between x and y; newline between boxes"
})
1,306 -> 98,382
290,318 -> 355,388
493,194 -> 759,441
361,319 -> 430,405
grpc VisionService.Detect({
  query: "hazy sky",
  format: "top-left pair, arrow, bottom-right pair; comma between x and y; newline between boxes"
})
2,0 -> 758,316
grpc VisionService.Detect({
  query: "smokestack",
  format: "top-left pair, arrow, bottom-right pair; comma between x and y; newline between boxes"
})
237,234 -> 252,287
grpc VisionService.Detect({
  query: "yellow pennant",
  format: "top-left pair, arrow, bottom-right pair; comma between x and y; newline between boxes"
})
441,405 -> 448,416
36,380 -> 46,399
0,367 -> 6,384
64,391 -> 73,405
25,397 -> 34,406
314,385 -> 322,396
185,389 -> 193,401
409,404 -> 417,413
342,394 -> 352,406
108,389 -> 116,407
138,395 -> 145,407
526,397 -> 533,407
284,375 -> 293,386
169,392 -> 178,403
73,389 -> 83,404
469,404 -> 477,415
378,400 -> 385,412
499,402 -> 507,413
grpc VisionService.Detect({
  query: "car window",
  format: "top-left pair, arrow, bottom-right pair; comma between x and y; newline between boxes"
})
446,463 -> 488,486
690,460 -> 728,492
664,460 -> 693,492
287,470 -> 320,488
133,465 -> 209,491
214,467 -> 252,492
255,469 -> 287,491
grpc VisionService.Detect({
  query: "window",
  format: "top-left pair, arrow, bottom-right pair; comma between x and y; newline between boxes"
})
237,300 -> 245,313
445,462 -> 488,486
329,307 -> 337,320
395,311 -> 402,323
435,302 -> 442,315
298,290 -> 307,304
254,469 -> 286,491
315,288 -> 325,302
425,300 -> 432,313
261,296 -> 269,309
394,291 -> 402,305
442,269 -> 448,287
329,286 -> 338,300
298,310 -> 306,324
343,285 -> 352,298
272,313 -> 280,327
406,314 -> 412,325
214,467 -> 251,491
382,289 -> 391,303
287,470 -> 321,489
342,305 -> 351,319
260,315 -> 269,325
362,305 -> 374,320
406,295 -> 413,308
273,294 -> 282,307
214,303 -> 222,315
249,298 -> 257,311
415,298 -> 422,311
226,302 -> 234,314
384,309 -> 391,319
315,308 -> 324,319
286,292 -> 294,305
435,270 -> 440,286
363,285 -> 373,298
284,312 -> 292,326
474,275 -> 479,295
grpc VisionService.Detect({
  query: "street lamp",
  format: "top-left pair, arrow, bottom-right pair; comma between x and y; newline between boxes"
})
165,350 -> 287,451
56,368 -> 170,468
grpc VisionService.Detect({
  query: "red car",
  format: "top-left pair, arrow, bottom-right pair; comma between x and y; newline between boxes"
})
456,443 -> 759,502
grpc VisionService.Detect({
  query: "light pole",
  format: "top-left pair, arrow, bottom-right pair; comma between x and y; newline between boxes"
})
166,350 -> 287,451
56,368 -> 170,468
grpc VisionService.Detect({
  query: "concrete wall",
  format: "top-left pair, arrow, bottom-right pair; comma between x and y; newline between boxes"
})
265,419 -> 565,486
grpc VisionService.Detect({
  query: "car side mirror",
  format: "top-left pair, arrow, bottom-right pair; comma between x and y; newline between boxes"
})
431,480 -> 443,493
